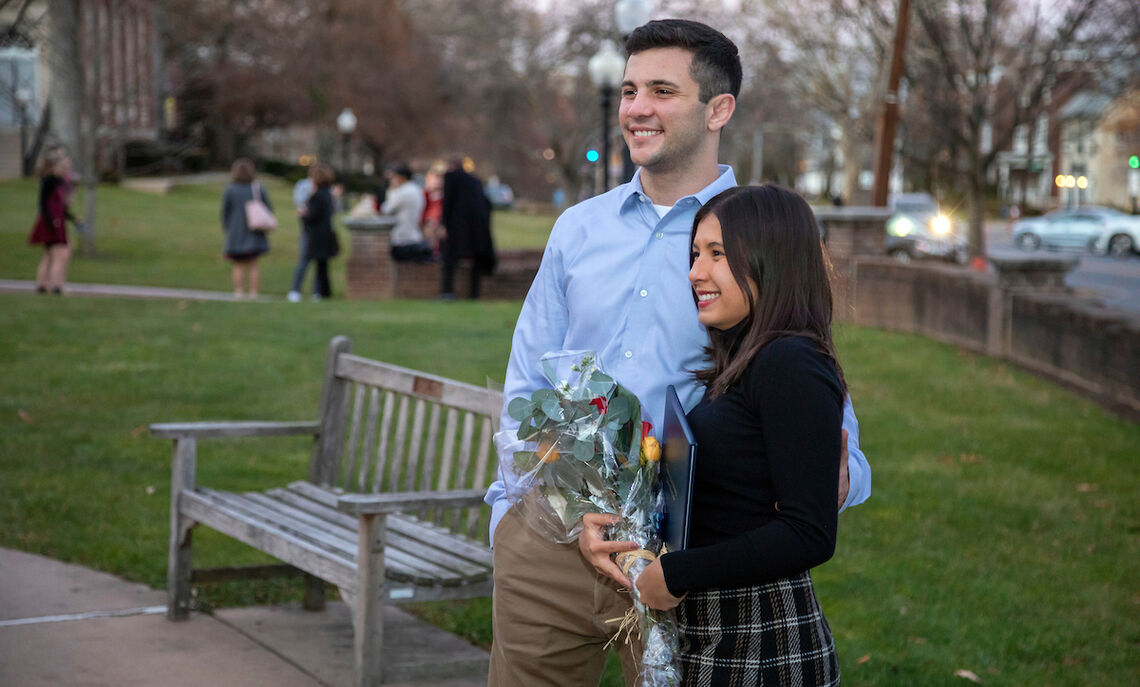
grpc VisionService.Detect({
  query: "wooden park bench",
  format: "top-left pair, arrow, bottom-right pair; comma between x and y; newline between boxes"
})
150,336 -> 502,686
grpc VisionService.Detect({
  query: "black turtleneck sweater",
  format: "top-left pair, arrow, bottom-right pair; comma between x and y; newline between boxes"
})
658,331 -> 844,596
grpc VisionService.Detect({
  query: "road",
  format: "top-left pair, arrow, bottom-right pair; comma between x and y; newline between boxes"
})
985,220 -> 1140,314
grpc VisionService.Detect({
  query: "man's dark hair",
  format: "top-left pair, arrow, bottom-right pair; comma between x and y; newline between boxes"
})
625,19 -> 742,102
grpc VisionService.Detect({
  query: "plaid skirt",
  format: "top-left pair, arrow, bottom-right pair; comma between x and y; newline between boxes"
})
675,571 -> 840,687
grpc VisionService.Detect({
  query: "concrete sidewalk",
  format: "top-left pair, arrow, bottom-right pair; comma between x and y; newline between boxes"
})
0,278 -> 265,302
0,548 -> 488,686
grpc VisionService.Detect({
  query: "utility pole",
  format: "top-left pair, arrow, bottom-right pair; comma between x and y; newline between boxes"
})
871,0 -> 911,207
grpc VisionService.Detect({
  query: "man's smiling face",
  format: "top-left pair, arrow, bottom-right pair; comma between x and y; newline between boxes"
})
619,47 -> 711,175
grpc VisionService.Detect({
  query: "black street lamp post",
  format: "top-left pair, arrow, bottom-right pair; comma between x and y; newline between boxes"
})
336,107 -> 357,174
588,41 -> 625,194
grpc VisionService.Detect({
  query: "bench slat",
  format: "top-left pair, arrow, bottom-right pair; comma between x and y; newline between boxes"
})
243,491 -> 490,581
467,416 -> 495,538
334,354 -> 501,418
405,399 -> 428,492
281,482 -> 493,567
180,490 -> 357,590
199,488 -> 462,586
343,384 -> 367,491
372,390 -> 396,492
388,395 -> 411,492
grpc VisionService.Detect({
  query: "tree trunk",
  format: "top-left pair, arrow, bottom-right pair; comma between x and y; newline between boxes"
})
967,148 -> 986,261
841,129 -> 860,204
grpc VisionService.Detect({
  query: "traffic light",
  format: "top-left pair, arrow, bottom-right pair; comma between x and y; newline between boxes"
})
585,149 -> 600,163
1129,154 -> 1139,170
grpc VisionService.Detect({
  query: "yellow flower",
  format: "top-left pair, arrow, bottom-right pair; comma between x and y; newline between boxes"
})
538,439 -> 561,463
640,436 -> 661,464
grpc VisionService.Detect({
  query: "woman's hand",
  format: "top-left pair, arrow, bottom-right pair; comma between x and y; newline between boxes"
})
636,557 -> 685,611
578,513 -> 639,588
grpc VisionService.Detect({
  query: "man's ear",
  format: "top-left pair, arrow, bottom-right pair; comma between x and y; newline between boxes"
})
706,93 -> 736,132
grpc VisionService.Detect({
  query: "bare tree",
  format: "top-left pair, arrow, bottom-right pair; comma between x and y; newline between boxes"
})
910,0 -> 1102,259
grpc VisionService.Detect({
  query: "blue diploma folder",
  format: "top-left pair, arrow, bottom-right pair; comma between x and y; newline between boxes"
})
661,385 -> 697,552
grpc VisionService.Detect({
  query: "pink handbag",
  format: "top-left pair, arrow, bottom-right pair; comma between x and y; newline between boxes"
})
245,182 -> 277,232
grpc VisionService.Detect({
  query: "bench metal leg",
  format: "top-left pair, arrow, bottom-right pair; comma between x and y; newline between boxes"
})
167,438 -> 197,621
303,573 -> 326,611
354,513 -> 386,687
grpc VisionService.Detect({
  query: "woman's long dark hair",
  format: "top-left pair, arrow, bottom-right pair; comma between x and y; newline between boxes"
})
691,184 -> 846,398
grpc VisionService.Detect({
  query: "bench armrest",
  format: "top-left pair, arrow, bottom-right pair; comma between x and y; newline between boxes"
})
337,489 -> 487,515
149,421 -> 321,440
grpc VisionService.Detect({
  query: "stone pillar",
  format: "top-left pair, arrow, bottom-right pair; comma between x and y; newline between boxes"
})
344,216 -> 397,300
815,207 -> 892,322
986,254 -> 1079,357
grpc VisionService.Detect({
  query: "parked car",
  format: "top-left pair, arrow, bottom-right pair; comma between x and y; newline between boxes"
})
1091,211 -> 1140,258
484,179 -> 514,210
1011,206 -> 1136,253
886,193 -> 968,264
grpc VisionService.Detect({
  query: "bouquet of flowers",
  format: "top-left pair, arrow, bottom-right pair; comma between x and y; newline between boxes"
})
495,350 -> 680,686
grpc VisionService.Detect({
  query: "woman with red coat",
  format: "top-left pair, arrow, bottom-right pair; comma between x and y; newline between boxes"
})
28,148 -> 76,294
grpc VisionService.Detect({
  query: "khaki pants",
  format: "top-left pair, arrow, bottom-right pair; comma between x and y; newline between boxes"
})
488,506 -> 642,686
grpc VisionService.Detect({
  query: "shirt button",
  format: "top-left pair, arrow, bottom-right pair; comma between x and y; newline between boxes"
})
639,289 -> 648,297
624,350 -> 633,359
655,232 -> 664,239
641,195 -> 650,203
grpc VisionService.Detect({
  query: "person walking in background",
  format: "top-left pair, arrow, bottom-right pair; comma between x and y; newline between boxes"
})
287,169 -> 315,302
28,147 -> 77,294
381,164 -> 432,262
440,159 -> 495,299
296,163 -> 340,301
421,162 -> 446,258
636,185 -> 846,685
221,158 -> 271,299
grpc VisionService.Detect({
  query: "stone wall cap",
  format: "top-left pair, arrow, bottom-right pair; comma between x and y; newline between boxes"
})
814,206 -> 894,221
988,254 -> 1079,273
343,216 -> 397,232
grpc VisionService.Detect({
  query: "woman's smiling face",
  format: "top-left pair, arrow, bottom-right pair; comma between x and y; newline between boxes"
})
689,213 -> 754,331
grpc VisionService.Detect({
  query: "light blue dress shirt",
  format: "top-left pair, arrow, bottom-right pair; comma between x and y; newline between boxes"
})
486,165 -> 870,544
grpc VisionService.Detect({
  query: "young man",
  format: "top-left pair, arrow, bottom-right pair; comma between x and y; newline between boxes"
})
486,20 -> 871,686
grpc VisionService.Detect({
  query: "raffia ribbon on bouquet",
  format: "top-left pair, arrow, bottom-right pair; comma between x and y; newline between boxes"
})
603,546 -> 667,650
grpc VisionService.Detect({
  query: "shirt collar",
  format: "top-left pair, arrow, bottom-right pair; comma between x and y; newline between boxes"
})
619,164 -> 738,214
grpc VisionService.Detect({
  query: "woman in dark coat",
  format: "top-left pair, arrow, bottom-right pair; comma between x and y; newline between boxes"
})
299,163 -> 340,301
28,148 -> 76,294
221,158 -> 272,298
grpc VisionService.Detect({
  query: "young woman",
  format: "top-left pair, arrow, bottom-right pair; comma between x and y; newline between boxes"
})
28,148 -> 76,294
221,158 -> 271,298
637,184 -> 845,686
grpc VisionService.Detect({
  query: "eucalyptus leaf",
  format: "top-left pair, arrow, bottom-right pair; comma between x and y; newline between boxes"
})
540,399 -> 565,421
508,397 -> 534,422
572,438 -> 594,462
513,450 -> 539,473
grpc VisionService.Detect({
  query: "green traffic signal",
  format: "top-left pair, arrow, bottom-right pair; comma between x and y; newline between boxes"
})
1130,155 -> 1140,170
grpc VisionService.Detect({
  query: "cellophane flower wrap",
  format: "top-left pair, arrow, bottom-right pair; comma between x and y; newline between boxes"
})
494,350 -> 680,686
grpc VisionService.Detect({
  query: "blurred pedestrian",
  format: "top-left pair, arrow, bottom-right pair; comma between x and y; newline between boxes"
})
382,163 -> 432,262
296,163 -> 340,301
287,170 -> 315,302
421,162 -> 446,256
28,147 -> 77,294
440,159 -> 496,299
221,158 -> 272,298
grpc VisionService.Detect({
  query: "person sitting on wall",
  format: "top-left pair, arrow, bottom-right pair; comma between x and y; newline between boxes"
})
381,164 -> 433,263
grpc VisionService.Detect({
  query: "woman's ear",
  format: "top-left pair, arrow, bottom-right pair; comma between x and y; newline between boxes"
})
706,94 -> 736,132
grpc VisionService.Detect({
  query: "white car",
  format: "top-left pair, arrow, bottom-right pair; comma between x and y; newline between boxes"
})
1012,206 -> 1138,254
1091,212 -> 1140,258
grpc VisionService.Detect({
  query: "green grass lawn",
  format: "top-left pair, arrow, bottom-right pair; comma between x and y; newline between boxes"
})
0,178 -> 555,294
1,294 -> 1136,686
1,176 -> 1137,685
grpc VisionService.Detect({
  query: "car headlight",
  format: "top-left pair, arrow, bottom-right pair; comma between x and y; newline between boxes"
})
890,216 -> 914,237
931,215 -> 951,235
